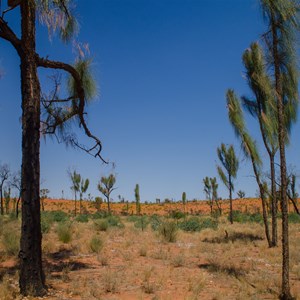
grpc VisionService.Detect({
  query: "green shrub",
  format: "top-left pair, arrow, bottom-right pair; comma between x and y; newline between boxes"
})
134,216 -> 149,231
89,236 -> 103,253
2,227 -> 20,256
150,215 -> 162,231
230,211 -> 263,224
179,217 -> 218,232
169,210 -> 185,220
44,210 -> 69,223
288,212 -> 300,223
106,216 -> 124,228
41,214 -> 53,234
94,219 -> 109,231
158,220 -> 178,243
127,215 -> 140,222
75,214 -> 89,223
57,222 -> 72,243
92,211 -> 110,219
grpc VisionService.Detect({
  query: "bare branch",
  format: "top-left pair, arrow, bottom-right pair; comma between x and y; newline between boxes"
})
37,55 -> 106,163
0,17 -> 22,54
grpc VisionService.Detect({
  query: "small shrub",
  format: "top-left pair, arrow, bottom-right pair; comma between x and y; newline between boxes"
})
92,211 -> 110,219
150,215 -> 162,231
230,211 -> 263,224
94,219 -> 109,231
127,215 -> 140,222
171,253 -> 185,267
179,217 -> 218,232
169,210 -> 185,220
142,267 -> 156,294
158,220 -> 178,243
41,213 -> 53,233
49,210 -> 69,223
75,214 -> 89,223
106,215 -> 124,228
103,270 -> 118,293
288,212 -> 300,223
57,222 -> 72,243
89,236 -> 103,253
2,227 -> 20,256
134,216 -> 149,231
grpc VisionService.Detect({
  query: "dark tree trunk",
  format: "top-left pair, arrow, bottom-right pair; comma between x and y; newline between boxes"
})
229,175 -> 233,224
74,193 -> 77,216
19,1 -> 46,296
270,154 -> 278,247
271,15 -> 292,300
107,194 -> 111,214
287,194 -> 300,215
247,144 -> 272,247
0,186 -> 3,215
16,195 -> 21,219
260,187 -> 272,248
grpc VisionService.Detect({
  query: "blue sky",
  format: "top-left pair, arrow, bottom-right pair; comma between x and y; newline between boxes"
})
0,0 -> 300,202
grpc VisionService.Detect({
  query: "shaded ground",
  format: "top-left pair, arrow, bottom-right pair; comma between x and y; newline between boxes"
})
1,218 -> 300,299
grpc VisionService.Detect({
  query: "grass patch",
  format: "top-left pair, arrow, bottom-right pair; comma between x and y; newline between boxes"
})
75,214 -> 89,223
89,236 -> 103,253
158,220 -> 178,242
56,222 -> 73,243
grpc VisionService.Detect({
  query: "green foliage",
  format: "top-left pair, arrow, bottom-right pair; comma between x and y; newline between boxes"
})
41,211 -> 69,224
106,215 -> 124,228
135,184 -> 141,215
98,174 -> 116,212
134,216 -> 149,231
169,210 -> 185,220
94,219 -> 109,231
158,220 -> 178,243
92,211 -> 110,219
150,215 -> 162,231
217,143 -> 239,191
75,214 -> 89,223
89,236 -> 104,253
179,217 -> 218,232
127,215 -> 141,222
237,190 -> 246,199
2,224 -> 20,256
41,212 -> 54,233
288,213 -> 300,224
182,192 -> 186,205
57,222 -> 73,243
68,59 -> 97,101
230,211 -> 263,224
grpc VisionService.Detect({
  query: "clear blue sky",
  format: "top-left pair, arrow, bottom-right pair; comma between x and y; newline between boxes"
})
0,0 -> 300,202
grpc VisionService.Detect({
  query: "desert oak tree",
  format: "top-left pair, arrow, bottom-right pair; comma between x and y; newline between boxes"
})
0,0 -> 105,296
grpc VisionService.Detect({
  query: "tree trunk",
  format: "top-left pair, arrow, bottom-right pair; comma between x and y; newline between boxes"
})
260,188 -> 272,248
270,154 -> 278,247
19,1 -> 46,296
107,195 -> 111,214
0,187 -> 3,215
74,192 -> 77,216
271,15 -> 292,300
229,175 -> 233,224
16,195 -> 21,219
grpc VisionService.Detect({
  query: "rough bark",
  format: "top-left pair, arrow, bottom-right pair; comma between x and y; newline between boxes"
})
271,13 -> 292,300
18,1 -> 46,296
229,175 -> 233,224
270,155 -> 278,247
